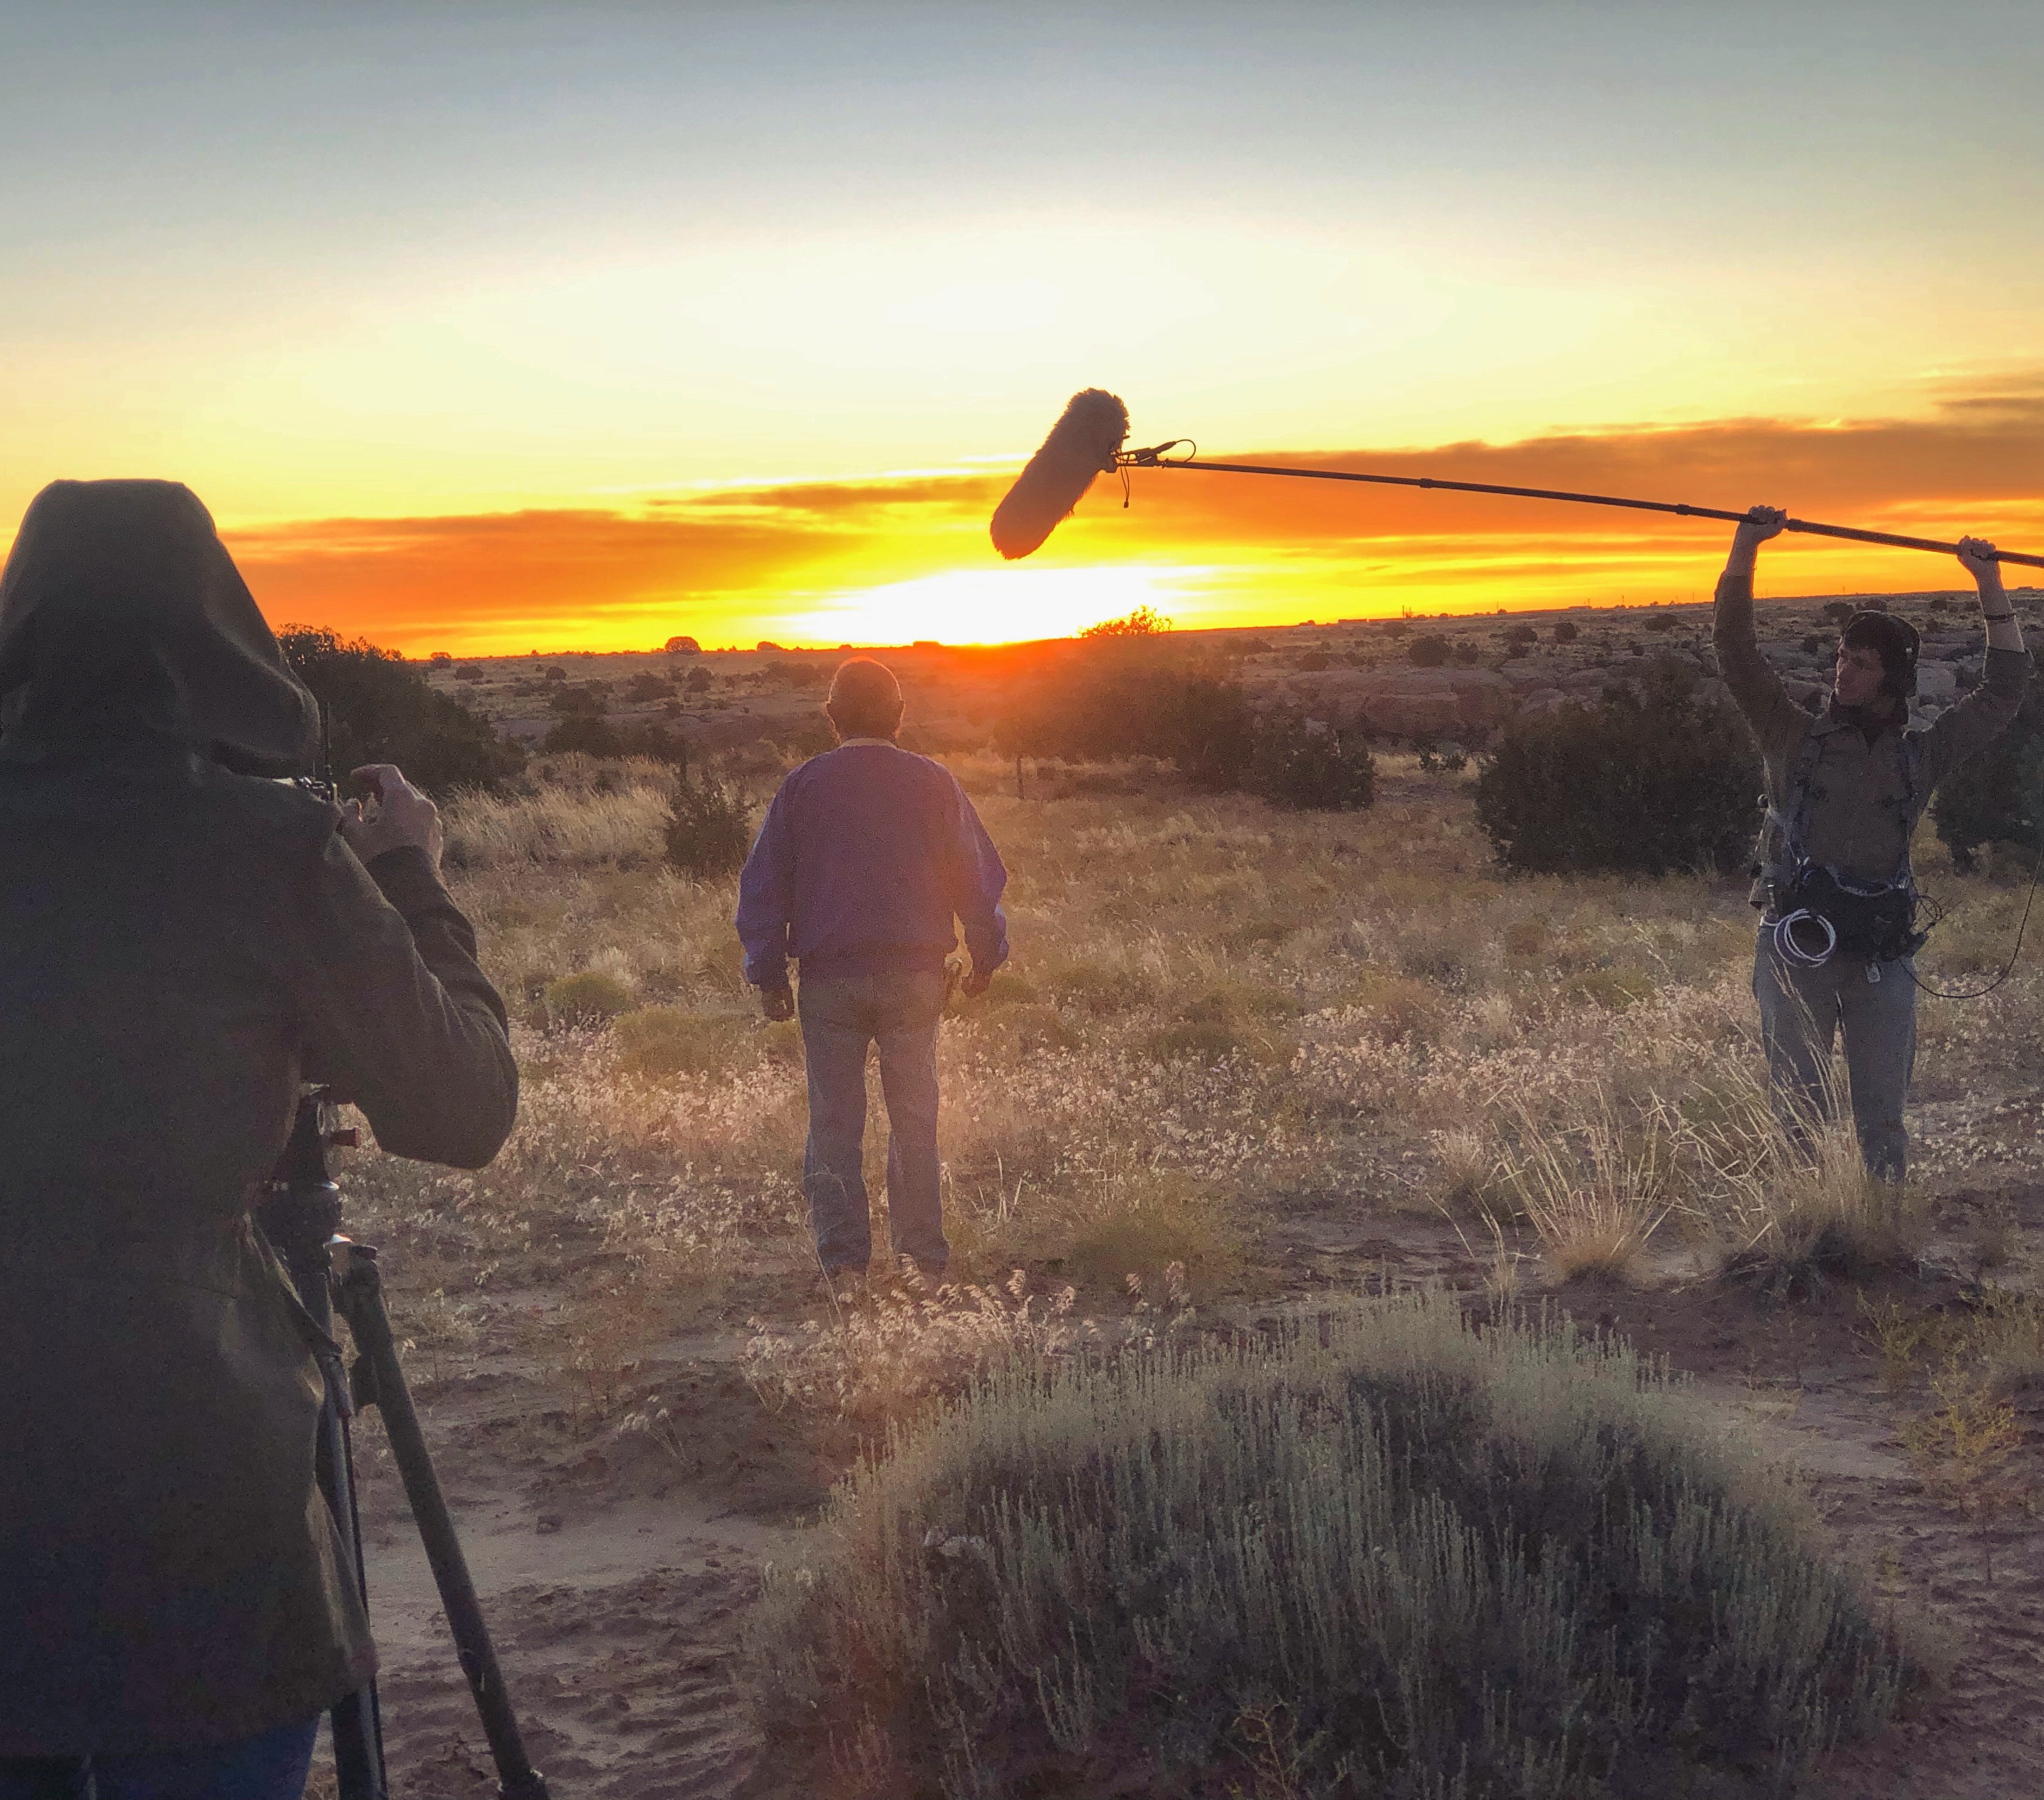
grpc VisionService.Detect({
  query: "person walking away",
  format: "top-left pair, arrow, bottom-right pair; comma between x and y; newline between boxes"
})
0,480 -> 518,1800
736,658 -> 1007,1289
1715,506 -> 2030,1181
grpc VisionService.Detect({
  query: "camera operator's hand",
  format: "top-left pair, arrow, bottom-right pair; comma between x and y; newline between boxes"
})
342,764 -> 445,872
760,982 -> 796,1023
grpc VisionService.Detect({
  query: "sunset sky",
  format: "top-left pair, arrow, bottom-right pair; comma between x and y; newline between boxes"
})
4,2 -> 2040,652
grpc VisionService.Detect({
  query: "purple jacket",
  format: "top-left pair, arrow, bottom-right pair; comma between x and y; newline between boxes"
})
736,740 -> 1009,988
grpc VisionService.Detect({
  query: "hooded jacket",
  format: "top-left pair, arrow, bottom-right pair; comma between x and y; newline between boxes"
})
0,481 -> 518,1754
1713,569 -> 2033,910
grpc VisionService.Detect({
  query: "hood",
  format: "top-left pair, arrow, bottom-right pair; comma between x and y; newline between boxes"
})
0,479 -> 318,775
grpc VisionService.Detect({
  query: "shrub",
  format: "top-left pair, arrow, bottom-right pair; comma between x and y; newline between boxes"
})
1552,620 -> 1580,643
1452,639 -> 1480,665
547,680 -> 608,716
539,714 -> 692,764
1080,604 -> 1171,639
543,970 -> 635,1029
1412,733 -> 1467,774
999,654 -> 1257,792
664,635 -> 702,654
751,1290 -> 1906,1799
662,771 -> 754,879
1502,622 -> 1538,652
1408,632 -> 1451,667
1644,612 -> 1677,632
1249,707 -> 1375,810
1474,660 -> 1759,874
1930,691 -> 2043,871
277,625 -> 524,794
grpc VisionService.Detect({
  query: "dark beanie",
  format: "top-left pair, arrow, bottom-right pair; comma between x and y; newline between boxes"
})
1840,611 -> 1920,699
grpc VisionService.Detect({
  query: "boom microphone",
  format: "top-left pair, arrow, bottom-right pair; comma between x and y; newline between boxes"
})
989,389 -> 1130,560
989,392 -> 2044,570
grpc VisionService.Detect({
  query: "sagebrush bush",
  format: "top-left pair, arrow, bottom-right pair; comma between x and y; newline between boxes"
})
751,1290 -> 1905,1799
662,771 -> 754,879
1408,632 -> 1451,667
1250,705 -> 1376,811
1474,660 -> 1758,875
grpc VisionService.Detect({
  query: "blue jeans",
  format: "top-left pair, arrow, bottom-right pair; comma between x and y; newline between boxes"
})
797,970 -> 948,1275
0,1717 -> 320,1800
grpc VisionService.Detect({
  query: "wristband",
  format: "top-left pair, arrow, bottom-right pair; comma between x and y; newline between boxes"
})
1983,611 -> 2015,623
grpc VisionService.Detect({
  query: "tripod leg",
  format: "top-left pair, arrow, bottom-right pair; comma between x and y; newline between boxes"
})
311,1348 -> 390,1800
334,1243 -> 552,1800
264,1194 -> 387,1796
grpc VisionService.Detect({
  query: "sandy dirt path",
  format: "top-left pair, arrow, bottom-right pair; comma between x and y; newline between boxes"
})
337,1190 -> 2044,1799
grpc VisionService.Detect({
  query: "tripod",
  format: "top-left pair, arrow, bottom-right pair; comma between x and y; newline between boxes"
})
258,1092 -> 552,1800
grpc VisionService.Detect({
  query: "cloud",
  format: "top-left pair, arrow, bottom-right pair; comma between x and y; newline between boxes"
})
212,387 -> 2043,651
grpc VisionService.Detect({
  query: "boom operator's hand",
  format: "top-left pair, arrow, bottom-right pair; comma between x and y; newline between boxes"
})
759,982 -> 796,1023
1957,535 -> 2004,589
342,764 -> 445,871
1733,504 -> 1788,550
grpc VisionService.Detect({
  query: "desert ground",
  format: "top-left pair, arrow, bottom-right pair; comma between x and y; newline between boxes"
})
313,592 -> 2043,1798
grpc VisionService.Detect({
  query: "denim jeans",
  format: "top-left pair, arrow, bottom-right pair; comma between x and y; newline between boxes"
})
1754,932 -> 1917,1182
797,970 -> 948,1275
0,1717 -> 320,1800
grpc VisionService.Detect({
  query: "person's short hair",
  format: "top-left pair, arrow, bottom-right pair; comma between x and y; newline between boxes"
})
1839,611 -> 1920,699
826,658 -> 904,738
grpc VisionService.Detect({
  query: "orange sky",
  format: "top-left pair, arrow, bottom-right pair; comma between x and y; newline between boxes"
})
7,8 -> 2040,654
220,381 -> 2044,654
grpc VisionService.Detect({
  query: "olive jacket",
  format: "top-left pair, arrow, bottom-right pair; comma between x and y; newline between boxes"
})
0,482 -> 518,1755
1713,570 -> 2033,908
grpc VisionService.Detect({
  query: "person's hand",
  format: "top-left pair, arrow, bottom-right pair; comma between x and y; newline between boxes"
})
960,969 -> 993,999
1733,505 -> 1788,550
760,982 -> 796,1022
1957,535 -> 2005,591
341,764 -> 443,870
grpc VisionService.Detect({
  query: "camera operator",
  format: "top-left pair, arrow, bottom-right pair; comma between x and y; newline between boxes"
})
0,482 -> 517,1799
1715,505 -> 2030,1181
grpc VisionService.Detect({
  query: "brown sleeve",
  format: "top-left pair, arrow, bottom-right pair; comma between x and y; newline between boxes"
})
289,835 -> 518,1170
1918,646 -> 2034,794
1711,569 -> 1805,765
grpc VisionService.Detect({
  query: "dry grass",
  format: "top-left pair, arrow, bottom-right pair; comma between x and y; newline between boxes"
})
334,748 -> 2042,1411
